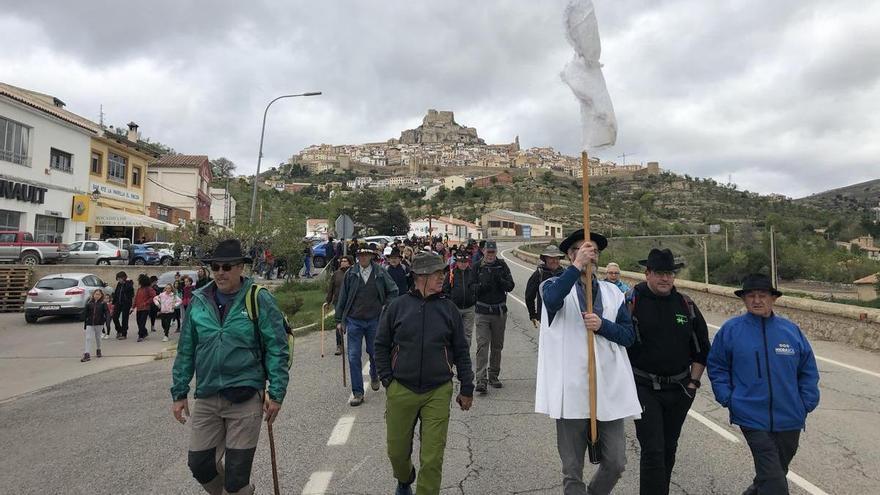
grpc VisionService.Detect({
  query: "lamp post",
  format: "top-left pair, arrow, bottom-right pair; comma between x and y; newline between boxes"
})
249,91 -> 322,223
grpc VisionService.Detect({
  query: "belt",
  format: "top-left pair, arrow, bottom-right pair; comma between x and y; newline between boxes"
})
633,367 -> 689,391
475,301 -> 506,313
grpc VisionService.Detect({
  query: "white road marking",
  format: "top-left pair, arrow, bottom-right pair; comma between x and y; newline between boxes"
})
686,410 -> 740,443
301,471 -> 333,494
508,293 -> 527,308
506,248 -> 880,380
787,471 -> 830,495
327,416 -> 355,446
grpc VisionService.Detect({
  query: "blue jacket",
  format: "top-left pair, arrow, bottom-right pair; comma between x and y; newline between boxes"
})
707,312 -> 820,432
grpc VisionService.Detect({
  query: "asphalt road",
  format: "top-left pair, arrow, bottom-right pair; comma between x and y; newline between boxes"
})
1,242 -> 878,494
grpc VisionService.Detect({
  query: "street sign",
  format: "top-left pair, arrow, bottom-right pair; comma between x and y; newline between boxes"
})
335,214 -> 354,239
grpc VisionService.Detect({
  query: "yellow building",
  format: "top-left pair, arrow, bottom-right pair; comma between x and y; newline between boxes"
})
85,122 -> 174,240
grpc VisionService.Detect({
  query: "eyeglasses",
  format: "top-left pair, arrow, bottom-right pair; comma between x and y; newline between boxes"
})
211,262 -> 242,272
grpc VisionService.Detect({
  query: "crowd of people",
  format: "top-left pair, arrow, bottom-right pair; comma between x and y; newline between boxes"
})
158,232 -> 819,495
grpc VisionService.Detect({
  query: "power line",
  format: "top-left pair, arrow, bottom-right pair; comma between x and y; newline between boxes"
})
147,177 -> 197,200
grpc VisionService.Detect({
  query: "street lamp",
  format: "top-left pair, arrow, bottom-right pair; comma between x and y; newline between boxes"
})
249,91 -> 322,223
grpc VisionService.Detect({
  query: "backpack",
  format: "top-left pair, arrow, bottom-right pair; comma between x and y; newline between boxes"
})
626,287 -> 701,354
244,284 -> 295,371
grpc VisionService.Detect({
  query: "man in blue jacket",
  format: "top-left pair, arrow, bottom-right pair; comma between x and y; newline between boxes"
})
707,274 -> 820,495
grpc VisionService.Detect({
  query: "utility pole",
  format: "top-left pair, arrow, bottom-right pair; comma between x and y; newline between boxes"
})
617,152 -> 635,165
725,228 -> 729,252
770,225 -> 777,288
701,236 -> 709,287
224,176 -> 230,228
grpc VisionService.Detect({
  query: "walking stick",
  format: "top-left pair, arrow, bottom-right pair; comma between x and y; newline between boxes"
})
341,326 -> 347,387
320,304 -> 326,358
267,422 -> 281,495
581,151 -> 601,464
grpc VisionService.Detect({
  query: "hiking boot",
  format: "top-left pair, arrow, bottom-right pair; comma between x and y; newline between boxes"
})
370,377 -> 381,391
349,394 -> 364,406
96,349 -> 102,358
395,467 -> 416,495
80,353 -> 90,362
475,382 -> 488,395
334,345 -> 343,356
162,336 -> 169,342
489,378 -> 503,389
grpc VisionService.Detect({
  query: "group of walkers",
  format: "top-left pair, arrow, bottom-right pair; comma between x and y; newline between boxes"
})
167,231 -> 820,495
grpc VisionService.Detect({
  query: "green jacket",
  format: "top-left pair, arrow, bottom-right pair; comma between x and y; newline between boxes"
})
170,277 -> 290,403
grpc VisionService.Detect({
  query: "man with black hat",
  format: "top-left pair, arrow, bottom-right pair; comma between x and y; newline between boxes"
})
536,229 -> 640,495
375,251 -> 474,495
625,248 -> 711,495
170,239 -> 290,495
473,239 -> 516,394
708,274 -> 820,495
443,250 -> 479,347
386,247 -> 410,297
335,243 -> 399,406
525,245 -> 566,328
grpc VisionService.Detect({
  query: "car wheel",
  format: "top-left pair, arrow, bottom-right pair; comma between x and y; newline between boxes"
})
161,257 -> 172,266
20,253 -> 40,266
313,256 -> 326,269
25,314 -> 38,324
98,259 -> 111,265
134,258 -> 146,265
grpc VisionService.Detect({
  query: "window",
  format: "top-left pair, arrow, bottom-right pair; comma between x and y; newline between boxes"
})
34,215 -> 65,243
90,151 -> 102,175
50,148 -> 73,173
83,242 -> 99,251
108,152 -> 128,183
68,242 -> 82,252
0,209 -> 21,231
0,116 -> 30,165
35,278 -> 78,290
0,233 -> 15,243
132,166 -> 141,187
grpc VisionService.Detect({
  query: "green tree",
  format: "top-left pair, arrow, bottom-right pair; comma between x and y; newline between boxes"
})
211,157 -> 237,179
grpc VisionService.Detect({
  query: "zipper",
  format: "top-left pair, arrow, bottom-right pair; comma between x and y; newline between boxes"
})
761,318 -> 774,431
443,347 -> 453,373
755,351 -> 762,378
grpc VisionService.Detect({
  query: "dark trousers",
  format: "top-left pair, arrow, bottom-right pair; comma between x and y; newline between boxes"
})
113,303 -> 131,336
633,383 -> 695,495
173,307 -> 181,329
149,305 -> 158,330
136,310 -> 150,339
160,313 -> 173,337
741,428 -> 800,495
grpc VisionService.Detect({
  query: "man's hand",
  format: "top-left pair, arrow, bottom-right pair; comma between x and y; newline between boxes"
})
583,312 -> 602,333
336,323 -> 345,335
572,242 -> 597,272
172,399 -> 190,424
264,397 -> 282,425
456,394 -> 473,411
530,319 -> 539,329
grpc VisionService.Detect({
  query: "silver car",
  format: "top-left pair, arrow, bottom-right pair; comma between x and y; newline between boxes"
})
24,273 -> 113,323
144,242 -> 178,266
65,240 -> 128,265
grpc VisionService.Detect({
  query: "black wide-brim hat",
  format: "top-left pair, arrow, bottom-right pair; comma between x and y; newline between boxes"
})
638,248 -> 684,271
202,239 -> 252,264
734,273 -> 783,297
558,229 -> 608,254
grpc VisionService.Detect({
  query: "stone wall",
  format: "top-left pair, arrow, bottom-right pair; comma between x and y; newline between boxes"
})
24,264 -> 207,286
512,247 -> 880,352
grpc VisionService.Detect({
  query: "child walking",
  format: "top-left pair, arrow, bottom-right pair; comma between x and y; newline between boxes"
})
132,274 -> 156,342
153,284 -> 181,342
82,289 -> 110,362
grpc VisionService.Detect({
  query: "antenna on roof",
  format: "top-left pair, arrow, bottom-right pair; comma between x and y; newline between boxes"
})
99,104 -> 105,129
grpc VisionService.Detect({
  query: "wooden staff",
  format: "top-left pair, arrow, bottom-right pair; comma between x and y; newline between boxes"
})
320,304 -> 326,358
581,151 -> 600,462
267,422 -> 281,495
341,326 -> 347,387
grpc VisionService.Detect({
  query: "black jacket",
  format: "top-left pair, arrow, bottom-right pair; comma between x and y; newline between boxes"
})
626,282 -> 711,377
386,264 -> 410,296
112,280 -> 133,307
375,290 -> 475,397
84,300 -> 111,329
442,265 -> 478,309
475,259 -> 515,310
525,264 -> 564,320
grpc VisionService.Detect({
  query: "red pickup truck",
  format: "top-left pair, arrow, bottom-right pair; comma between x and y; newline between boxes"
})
0,231 -> 69,265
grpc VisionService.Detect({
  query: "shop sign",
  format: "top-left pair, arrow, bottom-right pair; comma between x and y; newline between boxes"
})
0,179 -> 47,204
90,182 -> 142,202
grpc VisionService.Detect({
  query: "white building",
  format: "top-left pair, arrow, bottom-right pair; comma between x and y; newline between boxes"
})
146,155 -> 212,222
0,82 -> 100,243
209,187 -> 236,228
410,216 -> 482,242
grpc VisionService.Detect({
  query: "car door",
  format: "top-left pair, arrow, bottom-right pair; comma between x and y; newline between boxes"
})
67,242 -> 83,263
81,242 -> 100,264
0,232 -> 18,261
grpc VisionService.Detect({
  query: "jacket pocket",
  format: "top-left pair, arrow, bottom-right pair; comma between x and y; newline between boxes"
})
755,351 -> 762,379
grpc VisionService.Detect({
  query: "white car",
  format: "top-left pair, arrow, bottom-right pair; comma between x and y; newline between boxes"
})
144,242 -> 177,266
24,273 -> 113,323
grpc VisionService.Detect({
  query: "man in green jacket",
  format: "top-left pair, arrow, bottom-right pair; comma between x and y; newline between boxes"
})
171,239 -> 290,495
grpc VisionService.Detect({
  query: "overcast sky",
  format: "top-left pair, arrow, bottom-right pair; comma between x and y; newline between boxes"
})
1,0 -> 877,197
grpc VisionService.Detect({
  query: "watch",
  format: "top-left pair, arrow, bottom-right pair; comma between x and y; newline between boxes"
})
688,378 -> 701,388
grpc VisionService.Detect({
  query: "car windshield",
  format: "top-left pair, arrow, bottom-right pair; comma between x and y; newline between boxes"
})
36,278 -> 79,290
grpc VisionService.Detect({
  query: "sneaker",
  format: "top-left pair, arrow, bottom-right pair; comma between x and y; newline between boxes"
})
162,336 -> 169,342
96,349 -> 102,358
349,394 -> 364,406
80,353 -> 90,362
334,345 -> 343,356
370,377 -> 381,391
395,467 -> 416,495
137,337 -> 145,342
475,382 -> 488,395
489,378 -> 503,389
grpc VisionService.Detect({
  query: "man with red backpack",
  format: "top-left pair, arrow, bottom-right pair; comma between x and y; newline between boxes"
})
625,248 -> 711,495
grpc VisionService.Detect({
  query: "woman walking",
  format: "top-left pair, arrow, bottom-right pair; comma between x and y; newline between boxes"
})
82,289 -> 111,362
148,275 -> 160,332
131,274 -> 156,342
153,284 -> 181,342
179,275 -> 194,332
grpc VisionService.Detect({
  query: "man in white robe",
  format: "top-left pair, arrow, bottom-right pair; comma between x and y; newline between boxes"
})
536,229 -> 641,495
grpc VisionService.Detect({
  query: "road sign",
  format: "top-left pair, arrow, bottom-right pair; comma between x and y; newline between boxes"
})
335,214 -> 354,239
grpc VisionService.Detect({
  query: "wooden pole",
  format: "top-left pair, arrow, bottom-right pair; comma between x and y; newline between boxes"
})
342,329 -> 347,387
581,152 -> 599,450
267,422 -> 281,495
320,304 -> 326,358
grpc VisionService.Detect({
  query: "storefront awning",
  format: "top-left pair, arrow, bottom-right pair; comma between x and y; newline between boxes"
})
93,206 -> 178,230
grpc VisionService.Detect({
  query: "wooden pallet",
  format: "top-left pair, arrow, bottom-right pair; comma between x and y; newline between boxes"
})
0,267 -> 31,313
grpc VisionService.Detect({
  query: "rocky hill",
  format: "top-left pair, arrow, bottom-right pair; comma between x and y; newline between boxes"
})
399,109 -> 485,145
796,178 -> 880,213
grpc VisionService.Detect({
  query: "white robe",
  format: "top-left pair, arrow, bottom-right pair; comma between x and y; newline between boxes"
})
534,279 -> 641,421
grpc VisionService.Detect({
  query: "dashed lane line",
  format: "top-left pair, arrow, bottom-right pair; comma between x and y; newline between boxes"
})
685,410 -> 739,443
502,248 -> 880,380
301,471 -> 333,494
327,415 -> 356,446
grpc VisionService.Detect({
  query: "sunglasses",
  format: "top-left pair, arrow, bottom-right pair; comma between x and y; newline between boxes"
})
211,262 -> 243,272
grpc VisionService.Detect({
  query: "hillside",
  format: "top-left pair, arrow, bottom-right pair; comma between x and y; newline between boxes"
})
796,178 -> 880,213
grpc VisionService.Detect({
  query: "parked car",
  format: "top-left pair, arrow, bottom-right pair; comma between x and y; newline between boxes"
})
65,240 -> 128,265
0,231 -> 69,265
129,244 -> 161,265
311,240 -> 331,269
103,237 -> 132,253
362,235 -> 394,246
24,273 -> 112,323
144,242 -> 179,266
157,270 -> 202,288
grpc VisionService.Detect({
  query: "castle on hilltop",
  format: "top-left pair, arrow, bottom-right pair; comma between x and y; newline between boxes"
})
399,109 -> 485,146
